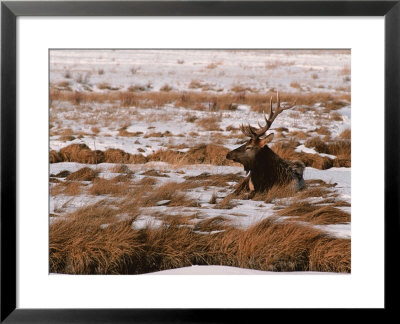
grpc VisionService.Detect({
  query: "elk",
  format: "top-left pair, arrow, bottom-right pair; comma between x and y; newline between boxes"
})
226,92 -> 305,194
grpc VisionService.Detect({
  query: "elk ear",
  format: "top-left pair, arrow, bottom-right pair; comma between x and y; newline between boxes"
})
258,133 -> 274,147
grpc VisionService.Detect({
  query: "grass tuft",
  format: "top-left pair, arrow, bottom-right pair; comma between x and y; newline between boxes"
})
50,211 -> 350,274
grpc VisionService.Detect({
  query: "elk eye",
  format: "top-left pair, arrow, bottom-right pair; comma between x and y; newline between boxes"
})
245,146 -> 252,151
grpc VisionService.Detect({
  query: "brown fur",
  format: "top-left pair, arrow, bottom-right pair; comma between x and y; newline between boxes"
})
226,138 -> 305,193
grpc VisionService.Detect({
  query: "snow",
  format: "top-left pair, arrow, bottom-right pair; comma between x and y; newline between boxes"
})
50,194 -> 107,215
131,217 -> 164,230
146,265 -> 346,275
304,167 -> 351,200
50,49 -> 351,156
314,224 -> 351,239
49,163 -> 351,237
156,200 -> 172,206
49,50 -> 352,274
50,162 -> 95,175
50,49 -> 351,95
50,103 -> 351,157
295,144 -> 337,159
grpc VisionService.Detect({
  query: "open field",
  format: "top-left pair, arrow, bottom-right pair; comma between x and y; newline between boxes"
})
50,49 -> 351,274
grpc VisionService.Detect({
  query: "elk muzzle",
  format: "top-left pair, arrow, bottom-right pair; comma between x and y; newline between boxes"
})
226,146 -> 253,173
226,150 -> 242,163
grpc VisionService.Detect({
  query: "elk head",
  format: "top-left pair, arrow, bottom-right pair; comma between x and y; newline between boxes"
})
226,92 -> 296,175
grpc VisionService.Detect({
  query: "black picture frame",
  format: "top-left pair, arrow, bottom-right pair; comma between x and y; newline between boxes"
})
1,1 -> 399,322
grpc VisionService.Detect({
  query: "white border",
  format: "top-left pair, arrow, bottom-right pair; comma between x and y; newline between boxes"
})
17,17 -> 384,308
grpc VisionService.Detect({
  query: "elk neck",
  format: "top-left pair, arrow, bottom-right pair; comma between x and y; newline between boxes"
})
249,146 -> 287,191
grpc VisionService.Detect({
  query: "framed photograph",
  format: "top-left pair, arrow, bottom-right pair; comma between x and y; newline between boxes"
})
1,0 -> 399,321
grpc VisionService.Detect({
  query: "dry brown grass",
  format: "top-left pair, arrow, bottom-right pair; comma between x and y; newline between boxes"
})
194,216 -> 229,232
118,127 -> 143,137
118,92 -> 138,107
50,210 -> 350,274
143,131 -> 174,138
314,126 -> 331,136
65,167 -> 98,181
50,144 -> 149,164
112,174 -> 133,182
50,89 -> 350,113
55,144 -> 104,164
135,177 -> 158,187
286,130 -> 309,140
235,219 -> 339,271
340,129 -> 351,140
265,60 -> 295,69
51,170 -> 70,178
340,66 -> 351,76
185,114 -> 197,123
128,84 -> 150,92
230,85 -> 256,93
188,80 -> 202,89
182,144 -> 232,166
309,238 -> 350,272
276,202 -> 350,225
251,183 -> 297,203
305,137 -> 351,155
206,62 -> 220,69
237,179 -> 336,207
50,145 -> 351,273
141,170 -> 169,178
139,182 -> 199,208
148,144 -> 233,166
196,115 -> 222,131
214,195 -> 237,209
110,164 -> 132,174
271,142 -> 334,170
324,100 -> 348,111
296,185 -> 332,200
208,192 -> 218,204
51,181 -> 84,196
57,81 -> 71,87
330,112 -> 343,121
252,92 -> 349,112
58,135 -> 76,142
89,178 -> 131,196
188,80 -> 215,91
160,84 -> 173,92
146,149 -> 183,165
97,82 -> 120,91
50,204 -> 141,274
335,93 -> 351,102
185,173 -> 242,187
52,127 -> 74,136
290,82 -> 302,89
54,81 -> 72,91
304,137 -> 351,167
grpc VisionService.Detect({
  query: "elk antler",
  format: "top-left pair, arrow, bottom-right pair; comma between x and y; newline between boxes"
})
241,91 -> 296,139
239,123 -> 258,138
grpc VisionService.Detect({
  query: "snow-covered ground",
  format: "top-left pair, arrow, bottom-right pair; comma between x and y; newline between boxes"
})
50,49 -> 350,94
50,102 -> 350,159
50,49 -> 351,155
50,50 -> 351,274
50,162 -> 351,238
145,265 -> 347,275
